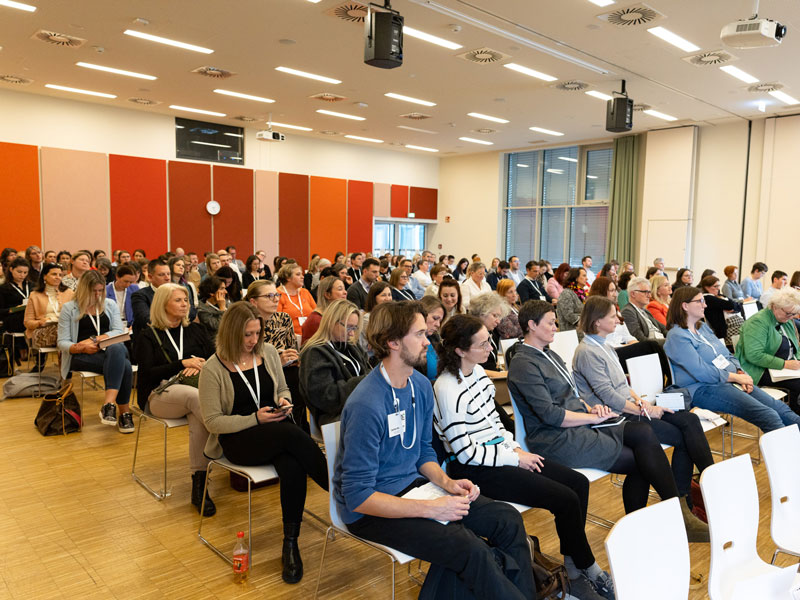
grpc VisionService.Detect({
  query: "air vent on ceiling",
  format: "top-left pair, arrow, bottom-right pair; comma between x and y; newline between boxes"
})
234,116 -> 258,122
597,3 -> 664,27
319,130 -> 341,135
400,112 -> 432,120
127,97 -> 161,105
632,103 -> 652,112
0,74 -> 33,85
748,82 -> 782,93
191,66 -> 234,78
471,128 -> 497,134
682,50 -> 737,67
31,30 -> 87,48
309,92 -> 347,102
554,80 -> 590,92
456,47 -> 510,65
326,1 -> 368,23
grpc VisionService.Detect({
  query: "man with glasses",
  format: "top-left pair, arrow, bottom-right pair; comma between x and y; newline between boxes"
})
621,277 -> 667,344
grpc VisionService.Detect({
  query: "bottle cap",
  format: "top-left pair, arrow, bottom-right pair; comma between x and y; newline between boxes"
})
237,531 -> 244,538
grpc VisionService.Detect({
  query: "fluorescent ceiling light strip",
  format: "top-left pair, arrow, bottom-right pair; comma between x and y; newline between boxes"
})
406,144 -> 439,152
0,0 -> 36,11
768,90 -> 800,105
403,26 -> 462,50
558,156 -> 578,163
191,141 -> 231,148
270,121 -> 312,131
76,62 -> 156,80
397,125 -> 437,134
643,109 -> 677,121
587,0 -> 614,6
459,137 -> 493,145
307,0 -> 322,3
546,168 -> 564,174
406,0 -> 609,75
344,135 -> 383,143
504,62 -> 557,82
646,26 -> 700,53
529,126 -> 564,136
169,104 -> 226,117
316,109 -> 364,121
719,65 -> 758,84
384,92 -> 436,107
44,84 -> 116,98
224,132 -> 243,138
516,164 -> 530,168
585,90 -> 613,101
587,175 -> 599,179
275,66 -> 341,84
467,112 -> 509,124
123,29 -> 213,54
213,89 -> 275,103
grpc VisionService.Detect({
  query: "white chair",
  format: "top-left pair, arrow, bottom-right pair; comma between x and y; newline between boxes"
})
742,302 -> 758,320
130,405 -> 189,500
315,421 -> 418,600
548,330 -> 579,373
700,454 -> 799,599
604,497 -> 689,599
759,425 -> 800,564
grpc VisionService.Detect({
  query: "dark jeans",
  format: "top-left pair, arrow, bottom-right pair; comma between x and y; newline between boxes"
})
219,420 -> 328,523
448,458 -> 594,568
348,493 -> 534,600
692,382 -> 800,432
608,421 -> 679,513
759,370 -> 800,415
70,343 -> 132,405
283,364 -> 309,434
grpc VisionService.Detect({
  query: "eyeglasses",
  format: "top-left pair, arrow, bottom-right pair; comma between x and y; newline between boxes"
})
254,293 -> 281,301
686,298 -> 706,305
471,339 -> 492,350
633,289 -> 652,296
338,322 -> 359,333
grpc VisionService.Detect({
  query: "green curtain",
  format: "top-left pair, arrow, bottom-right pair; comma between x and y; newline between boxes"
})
606,134 -> 642,263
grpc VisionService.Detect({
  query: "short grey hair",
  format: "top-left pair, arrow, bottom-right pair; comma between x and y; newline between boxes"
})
629,277 -> 650,292
468,292 -> 509,319
467,261 -> 486,275
768,288 -> 800,314
653,257 -> 664,265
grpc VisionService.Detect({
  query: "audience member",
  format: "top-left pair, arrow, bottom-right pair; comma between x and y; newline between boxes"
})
202,253 -> 221,280
0,257 -> 31,341
61,250 -> 92,291
467,293 -> 509,384
452,257 -> 469,282
721,265 -> 751,302
699,275 -> 741,341
95,257 -> 113,284
277,263 -> 317,336
582,256 -> 595,285
24,262 -> 73,356
388,267 -> 415,301
330,262 -> 352,288
646,275 -> 671,326
196,275 -> 228,341
517,260 -> 552,305
346,257 -> 380,309
24,245 -> 44,284
131,258 -> 171,335
495,279 -> 522,340
556,267 -> 588,332
242,254 -> 265,289
43,250 -> 57,265
617,271 -> 634,310
409,257 -> 432,299
644,266 -> 659,280
424,264 -> 448,297
358,280 -> 393,352
741,262 -> 768,302
105,264 -> 139,329
168,255 -> 198,319
347,252 -> 364,282
133,249 -> 146,262
759,270 -> 788,308
506,256 -> 523,285
621,277 -> 666,344
547,262 -> 570,300
304,275 -> 348,341
671,268 -> 693,293
56,250 -> 71,270
438,278 -> 464,322
598,263 -> 617,284
460,262 -> 491,309
417,295 -> 445,382
486,260 -> 509,291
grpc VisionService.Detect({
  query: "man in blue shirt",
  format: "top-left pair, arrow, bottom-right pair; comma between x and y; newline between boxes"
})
333,302 -> 533,598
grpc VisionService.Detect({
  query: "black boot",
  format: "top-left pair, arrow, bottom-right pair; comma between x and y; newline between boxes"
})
281,522 -> 303,584
191,471 -> 216,517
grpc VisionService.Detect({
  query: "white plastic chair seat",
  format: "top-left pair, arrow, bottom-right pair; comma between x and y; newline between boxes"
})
574,467 -> 613,483
210,457 -> 278,483
548,330 -> 579,373
139,406 -> 189,429
760,425 -> 800,563
761,387 -> 787,401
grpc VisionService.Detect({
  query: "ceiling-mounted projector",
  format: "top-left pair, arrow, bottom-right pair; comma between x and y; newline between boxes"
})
721,18 -> 787,48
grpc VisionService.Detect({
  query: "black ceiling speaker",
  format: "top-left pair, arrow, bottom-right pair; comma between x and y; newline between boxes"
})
364,2 -> 403,69
606,80 -> 633,133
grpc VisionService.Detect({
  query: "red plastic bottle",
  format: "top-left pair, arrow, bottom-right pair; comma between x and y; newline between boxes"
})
233,531 -> 249,583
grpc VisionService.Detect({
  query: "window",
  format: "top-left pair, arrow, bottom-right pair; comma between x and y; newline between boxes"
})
504,144 -> 612,267
373,221 -> 426,257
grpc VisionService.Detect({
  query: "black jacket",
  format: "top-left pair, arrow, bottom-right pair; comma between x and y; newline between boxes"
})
516,277 -> 551,304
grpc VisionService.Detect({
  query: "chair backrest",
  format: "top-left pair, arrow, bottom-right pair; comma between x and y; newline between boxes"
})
507,390 -> 530,453
627,353 -> 664,400
604,497 -> 689,600
699,455 -> 761,600
321,421 -> 345,530
759,425 -> 800,553
742,302 -> 758,320
549,330 -> 579,373
308,409 -> 323,443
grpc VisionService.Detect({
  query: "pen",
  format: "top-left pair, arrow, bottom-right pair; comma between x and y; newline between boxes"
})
637,398 -> 652,421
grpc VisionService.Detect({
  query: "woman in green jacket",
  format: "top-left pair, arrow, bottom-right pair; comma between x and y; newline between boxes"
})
735,287 -> 800,413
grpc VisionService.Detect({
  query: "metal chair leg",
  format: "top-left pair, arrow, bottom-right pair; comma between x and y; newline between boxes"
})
314,526 -> 334,600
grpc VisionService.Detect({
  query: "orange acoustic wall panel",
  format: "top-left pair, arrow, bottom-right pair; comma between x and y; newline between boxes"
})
309,176 -> 346,262
410,187 -> 438,220
168,161 -> 212,254
390,184 -> 409,218
213,165 -> 254,257
109,155 -> 168,258
347,180 -> 373,253
0,142 -> 41,249
278,173 -> 309,267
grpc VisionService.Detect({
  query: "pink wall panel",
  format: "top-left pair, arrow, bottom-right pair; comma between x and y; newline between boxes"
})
373,183 -> 391,218
41,147 -> 110,253
254,170 -> 279,264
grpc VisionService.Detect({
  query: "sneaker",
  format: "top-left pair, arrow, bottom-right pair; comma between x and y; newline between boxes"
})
587,570 -> 616,600
118,412 -> 135,434
568,574 -> 606,600
99,403 -> 117,426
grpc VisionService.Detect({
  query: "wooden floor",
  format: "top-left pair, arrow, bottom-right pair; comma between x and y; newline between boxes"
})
0,364 -> 796,599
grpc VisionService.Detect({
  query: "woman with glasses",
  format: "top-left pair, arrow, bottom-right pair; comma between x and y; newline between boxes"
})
389,267 -> 415,301
664,286 -> 800,433
460,262 -> 492,310
699,274 -> 742,342
735,287 -> 800,414
301,275 -> 348,342
556,267 -> 589,332
620,277 -> 667,344
299,299 -> 370,426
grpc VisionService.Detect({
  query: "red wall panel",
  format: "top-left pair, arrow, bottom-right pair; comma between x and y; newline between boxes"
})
278,173 -> 309,267
390,185 -> 409,218
109,155 -> 168,257
168,161 -> 212,254
310,176 -> 346,262
410,187 -> 438,220
213,165 -> 254,257
0,142 -> 41,249
347,180 -> 373,253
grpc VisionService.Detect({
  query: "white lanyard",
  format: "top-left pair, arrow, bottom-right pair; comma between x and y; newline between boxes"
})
116,287 -> 126,310
47,292 -> 59,315
489,334 -> 498,364
459,369 -> 503,439
281,286 -> 305,316
328,342 -> 361,376
528,343 -> 579,398
585,335 -> 626,380
777,326 -> 796,359
165,326 -> 184,360
690,327 -> 716,351
234,353 -> 261,410
12,282 -> 29,300
379,363 -> 417,450
88,307 -> 102,336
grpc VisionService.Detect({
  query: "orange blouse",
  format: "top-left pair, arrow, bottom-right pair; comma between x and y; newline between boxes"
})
646,300 -> 669,327
277,286 -> 317,335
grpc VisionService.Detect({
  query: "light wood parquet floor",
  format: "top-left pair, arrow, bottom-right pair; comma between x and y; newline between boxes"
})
0,364 -> 796,599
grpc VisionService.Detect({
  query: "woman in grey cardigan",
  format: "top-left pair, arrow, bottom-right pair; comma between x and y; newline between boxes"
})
556,267 -> 587,331
198,302 -> 327,584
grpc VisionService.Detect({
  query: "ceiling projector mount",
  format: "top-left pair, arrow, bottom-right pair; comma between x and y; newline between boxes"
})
721,0 -> 787,48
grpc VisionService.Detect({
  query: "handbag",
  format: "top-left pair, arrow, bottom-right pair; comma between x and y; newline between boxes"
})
34,382 -> 82,436
149,325 -> 200,394
529,536 -> 570,600
31,322 -> 58,349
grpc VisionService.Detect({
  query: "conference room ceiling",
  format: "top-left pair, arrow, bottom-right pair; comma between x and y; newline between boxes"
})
1,0 -> 799,155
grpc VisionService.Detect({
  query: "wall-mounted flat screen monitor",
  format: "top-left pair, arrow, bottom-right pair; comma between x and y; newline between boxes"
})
175,117 -> 244,164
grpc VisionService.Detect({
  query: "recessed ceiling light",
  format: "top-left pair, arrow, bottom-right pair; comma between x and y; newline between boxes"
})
467,112 -> 509,124
757,101 -> 766,113
275,66 -> 341,84
558,156 -> 578,163
585,90 -> 613,101
191,141 -> 231,148
44,83 -> 116,98
344,134 -> 383,143
587,0 -> 614,6
123,29 -> 213,54
384,92 -> 436,107
223,132 -> 243,138
397,125 -> 438,134
317,109 -> 364,121
270,121 -> 312,131
719,65 -> 759,84
587,175 -> 599,179
307,0 -> 322,3
403,26 -> 462,50
76,62 -> 156,80
768,89 -> 800,105
213,89 -> 275,103
647,26 -> 700,53
546,168 -> 565,174
504,62 -> 557,82
529,126 -> 564,136
0,0 -> 36,12
459,137 -> 493,145
643,109 -> 678,121
405,144 -> 439,152
169,104 -> 226,117
516,164 -> 530,168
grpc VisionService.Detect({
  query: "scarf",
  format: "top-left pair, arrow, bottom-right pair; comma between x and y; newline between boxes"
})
566,280 -> 587,303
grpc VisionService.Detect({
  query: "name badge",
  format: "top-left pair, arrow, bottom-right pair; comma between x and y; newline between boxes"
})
21,298 -> 28,305
539,295 -> 546,301
298,316 -> 307,326
388,410 -> 406,438
712,354 -> 731,370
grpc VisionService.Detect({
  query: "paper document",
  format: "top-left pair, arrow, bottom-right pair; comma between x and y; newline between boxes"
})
97,331 -> 130,349
691,408 -> 727,428
769,368 -> 800,382
402,482 -> 451,524
655,393 -> 685,411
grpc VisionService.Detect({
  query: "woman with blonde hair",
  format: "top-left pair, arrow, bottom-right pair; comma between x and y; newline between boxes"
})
460,261 -> 491,309
301,275 -> 347,342
388,266 -> 415,301
57,270 -> 134,432
646,274 -> 672,326
203,253 -> 221,280
299,299 -> 370,426
495,278 -> 522,339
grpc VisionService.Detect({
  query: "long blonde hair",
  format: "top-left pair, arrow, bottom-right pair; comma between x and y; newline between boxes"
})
650,275 -> 670,306
300,299 -> 361,355
74,270 -> 107,317
150,283 -> 190,329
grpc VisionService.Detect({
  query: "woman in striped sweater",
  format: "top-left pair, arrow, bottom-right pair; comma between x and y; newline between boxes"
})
433,314 -> 614,600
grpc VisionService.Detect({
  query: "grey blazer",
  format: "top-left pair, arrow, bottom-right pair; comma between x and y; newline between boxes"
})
556,289 -> 582,331
621,302 -> 667,343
